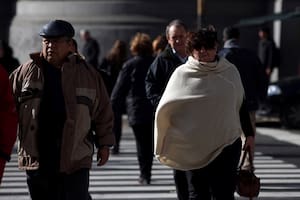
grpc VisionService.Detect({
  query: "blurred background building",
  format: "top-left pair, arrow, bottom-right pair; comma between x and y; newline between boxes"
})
1,0 -> 300,79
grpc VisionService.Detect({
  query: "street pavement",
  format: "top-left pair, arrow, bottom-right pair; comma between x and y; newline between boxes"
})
1,120 -> 300,200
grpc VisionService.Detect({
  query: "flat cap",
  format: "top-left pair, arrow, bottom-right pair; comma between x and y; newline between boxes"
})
39,19 -> 75,38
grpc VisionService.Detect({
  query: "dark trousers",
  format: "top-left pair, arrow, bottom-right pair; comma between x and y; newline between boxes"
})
174,169 -> 189,200
26,168 -> 91,200
131,123 -> 154,181
185,138 -> 242,200
113,111 -> 122,149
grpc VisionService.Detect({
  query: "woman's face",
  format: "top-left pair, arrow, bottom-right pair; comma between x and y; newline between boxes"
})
192,44 -> 218,62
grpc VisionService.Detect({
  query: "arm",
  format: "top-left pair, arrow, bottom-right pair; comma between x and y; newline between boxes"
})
265,41 -> 274,75
239,99 -> 255,158
0,67 -> 18,183
145,58 -> 164,108
254,57 -> 268,102
93,73 -> 115,166
111,63 -> 131,116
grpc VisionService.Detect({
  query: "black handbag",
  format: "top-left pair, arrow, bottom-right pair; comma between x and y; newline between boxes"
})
236,149 -> 260,199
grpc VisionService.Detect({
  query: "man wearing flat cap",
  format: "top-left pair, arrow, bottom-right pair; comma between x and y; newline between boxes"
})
9,19 -> 115,200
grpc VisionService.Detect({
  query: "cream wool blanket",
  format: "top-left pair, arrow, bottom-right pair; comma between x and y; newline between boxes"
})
155,56 -> 244,170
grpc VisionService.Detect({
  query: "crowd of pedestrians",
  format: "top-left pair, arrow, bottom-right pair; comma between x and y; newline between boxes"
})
0,17 -> 275,200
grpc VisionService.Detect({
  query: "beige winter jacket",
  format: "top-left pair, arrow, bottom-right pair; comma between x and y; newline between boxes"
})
10,52 -> 115,173
155,56 -> 244,170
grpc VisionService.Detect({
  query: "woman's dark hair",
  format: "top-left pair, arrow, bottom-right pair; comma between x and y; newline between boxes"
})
106,40 -> 127,67
186,26 -> 218,55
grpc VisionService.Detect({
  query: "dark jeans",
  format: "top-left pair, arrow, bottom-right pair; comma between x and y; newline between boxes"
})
174,169 -> 189,200
26,168 -> 91,200
131,123 -> 153,181
185,138 -> 242,200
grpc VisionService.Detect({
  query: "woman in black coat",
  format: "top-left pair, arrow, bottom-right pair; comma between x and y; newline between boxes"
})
111,32 -> 154,185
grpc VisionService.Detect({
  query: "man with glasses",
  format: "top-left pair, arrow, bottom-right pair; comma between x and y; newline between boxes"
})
145,19 -> 189,200
9,19 -> 115,200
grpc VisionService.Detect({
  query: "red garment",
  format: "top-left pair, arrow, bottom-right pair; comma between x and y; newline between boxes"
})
0,65 -> 18,183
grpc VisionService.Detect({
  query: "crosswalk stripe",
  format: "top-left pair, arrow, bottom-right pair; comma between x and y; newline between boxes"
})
1,128 -> 300,200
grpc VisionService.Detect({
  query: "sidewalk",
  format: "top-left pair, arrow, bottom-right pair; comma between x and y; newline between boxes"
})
257,126 -> 300,146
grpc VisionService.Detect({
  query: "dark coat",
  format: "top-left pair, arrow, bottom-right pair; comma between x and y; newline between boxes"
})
219,41 -> 268,111
82,38 -> 100,68
258,38 -> 279,71
0,65 -> 17,162
145,45 -> 185,108
111,55 -> 154,126
98,58 -> 122,96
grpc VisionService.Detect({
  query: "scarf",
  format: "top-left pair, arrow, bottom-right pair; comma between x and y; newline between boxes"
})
154,56 -> 244,170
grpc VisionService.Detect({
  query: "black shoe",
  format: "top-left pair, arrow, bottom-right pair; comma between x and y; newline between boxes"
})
111,145 -> 119,154
138,177 -> 150,185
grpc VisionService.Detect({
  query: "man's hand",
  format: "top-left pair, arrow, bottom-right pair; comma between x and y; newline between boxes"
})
97,146 -> 110,166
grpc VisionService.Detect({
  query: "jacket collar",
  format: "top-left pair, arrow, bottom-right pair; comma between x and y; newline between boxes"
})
223,39 -> 240,48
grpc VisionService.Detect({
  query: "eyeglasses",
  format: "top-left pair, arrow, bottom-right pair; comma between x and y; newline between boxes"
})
42,38 -> 71,45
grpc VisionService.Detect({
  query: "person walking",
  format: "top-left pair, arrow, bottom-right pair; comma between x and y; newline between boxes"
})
219,26 -> 268,169
155,26 -> 255,200
80,29 -> 100,69
111,32 -> 154,185
145,19 -> 189,199
9,19 -> 115,200
0,64 -> 18,184
0,40 -> 20,74
98,39 -> 128,154
257,26 -> 279,81
98,40 -> 127,96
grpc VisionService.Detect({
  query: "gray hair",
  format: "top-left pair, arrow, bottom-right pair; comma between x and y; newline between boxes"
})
165,19 -> 187,39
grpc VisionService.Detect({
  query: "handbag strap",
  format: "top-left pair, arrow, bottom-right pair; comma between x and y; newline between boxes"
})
239,148 -> 254,171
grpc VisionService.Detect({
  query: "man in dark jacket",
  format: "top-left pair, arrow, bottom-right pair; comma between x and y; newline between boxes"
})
145,19 -> 189,200
0,64 -> 17,184
257,26 -> 279,81
219,26 -> 268,169
80,29 -> 100,68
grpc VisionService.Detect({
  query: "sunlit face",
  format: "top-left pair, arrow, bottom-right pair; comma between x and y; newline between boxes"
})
167,25 -> 187,57
42,37 -> 73,67
192,44 -> 218,62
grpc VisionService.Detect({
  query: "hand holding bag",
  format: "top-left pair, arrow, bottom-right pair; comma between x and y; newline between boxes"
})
236,148 -> 260,199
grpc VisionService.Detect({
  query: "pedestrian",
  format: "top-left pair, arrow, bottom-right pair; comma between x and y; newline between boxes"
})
154,26 -> 255,199
0,64 -> 18,184
257,26 -> 279,81
98,39 -> 128,154
0,40 -> 20,74
80,29 -> 100,69
145,19 -> 189,199
219,26 -> 268,169
111,32 -> 154,184
98,40 -> 128,96
152,34 -> 167,56
9,19 -> 115,200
